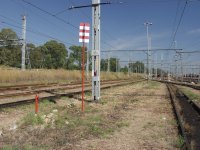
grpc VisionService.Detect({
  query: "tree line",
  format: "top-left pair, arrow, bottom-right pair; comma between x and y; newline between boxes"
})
0,28 -> 145,73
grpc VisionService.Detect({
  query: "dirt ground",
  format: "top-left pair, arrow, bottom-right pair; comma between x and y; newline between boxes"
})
0,81 -> 179,149
74,82 -> 179,150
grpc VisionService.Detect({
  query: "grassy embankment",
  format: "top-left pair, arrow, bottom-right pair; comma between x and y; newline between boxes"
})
178,86 -> 200,103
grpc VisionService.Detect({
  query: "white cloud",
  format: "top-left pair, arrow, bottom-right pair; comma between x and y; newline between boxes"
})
110,36 -> 146,50
107,32 -> 167,50
188,28 -> 200,34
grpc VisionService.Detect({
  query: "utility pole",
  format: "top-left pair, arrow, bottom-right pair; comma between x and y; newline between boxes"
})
161,53 -> 163,80
149,35 -> 152,79
91,0 -> 101,100
155,54 -> 157,78
116,57 -> 118,73
69,0 -> 111,101
174,41 -> 178,81
107,52 -> 110,72
144,22 -> 152,80
128,58 -> 130,76
21,15 -> 26,70
26,47 -> 32,69
86,47 -> 89,79
175,57 -> 178,81
180,53 -> 183,82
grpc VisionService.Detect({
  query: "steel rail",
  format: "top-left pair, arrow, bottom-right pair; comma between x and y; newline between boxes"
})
156,80 -> 200,90
0,79 -> 132,99
167,84 -> 190,149
166,83 -> 200,150
0,79 -> 145,108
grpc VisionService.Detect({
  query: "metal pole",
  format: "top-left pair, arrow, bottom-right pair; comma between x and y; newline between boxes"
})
92,0 -> 101,100
199,65 -> 200,83
180,53 -> 183,82
86,45 -> 89,79
175,58 -> 178,81
149,35 -> 152,79
155,54 -> 157,78
107,52 -> 110,72
82,42 -> 85,112
21,15 -> 26,70
116,57 -> 118,72
144,22 -> 152,80
128,58 -> 130,76
147,25 -> 149,80
161,54 -> 163,80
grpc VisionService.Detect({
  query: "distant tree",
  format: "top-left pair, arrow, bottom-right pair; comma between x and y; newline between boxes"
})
0,28 -> 19,46
100,58 -> 118,72
110,58 -> 117,72
44,40 -> 67,69
101,59 -> 108,71
26,43 -> 35,50
68,45 -> 88,70
129,61 -> 144,73
30,46 -> 48,68
0,28 -> 21,67
120,65 -> 128,74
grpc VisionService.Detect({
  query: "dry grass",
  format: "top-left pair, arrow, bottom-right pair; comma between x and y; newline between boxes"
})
0,67 -> 142,85
0,81 -> 178,149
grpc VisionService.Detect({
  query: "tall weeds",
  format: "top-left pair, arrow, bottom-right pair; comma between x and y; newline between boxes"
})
0,67 -> 142,85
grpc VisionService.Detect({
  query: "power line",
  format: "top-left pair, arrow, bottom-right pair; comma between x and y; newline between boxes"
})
21,0 -> 117,49
0,20 -> 75,46
177,50 -> 200,53
170,0 -> 188,48
169,0 -> 181,47
67,0 -> 118,49
0,14 -> 21,26
21,0 -> 78,30
9,0 -> 78,44
102,49 -> 182,52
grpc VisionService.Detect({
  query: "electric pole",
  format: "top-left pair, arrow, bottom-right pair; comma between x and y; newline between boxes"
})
21,15 -> 26,70
161,53 -> 163,80
91,0 -> 101,100
107,52 -> 110,72
86,47 -> 89,79
69,0 -> 111,101
144,22 -> 152,80
155,54 -> 157,78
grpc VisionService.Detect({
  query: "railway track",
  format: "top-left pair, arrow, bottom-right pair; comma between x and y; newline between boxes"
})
158,80 -> 200,90
167,83 -> 200,150
0,79 -> 129,98
0,79 -> 144,108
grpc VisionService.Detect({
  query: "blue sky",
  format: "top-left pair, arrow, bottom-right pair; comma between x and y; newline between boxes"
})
0,0 -> 200,71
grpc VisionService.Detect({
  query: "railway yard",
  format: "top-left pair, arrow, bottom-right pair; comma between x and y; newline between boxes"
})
0,79 -> 200,149
0,0 -> 200,149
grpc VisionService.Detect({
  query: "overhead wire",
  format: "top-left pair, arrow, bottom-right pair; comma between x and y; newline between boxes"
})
0,20 -> 75,46
169,0 -> 181,48
21,0 -> 78,30
66,0 -> 118,49
170,0 -> 188,48
8,0 -> 78,46
10,0 -> 118,50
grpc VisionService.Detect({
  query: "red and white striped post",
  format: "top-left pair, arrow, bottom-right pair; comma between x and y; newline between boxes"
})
79,22 -> 90,112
